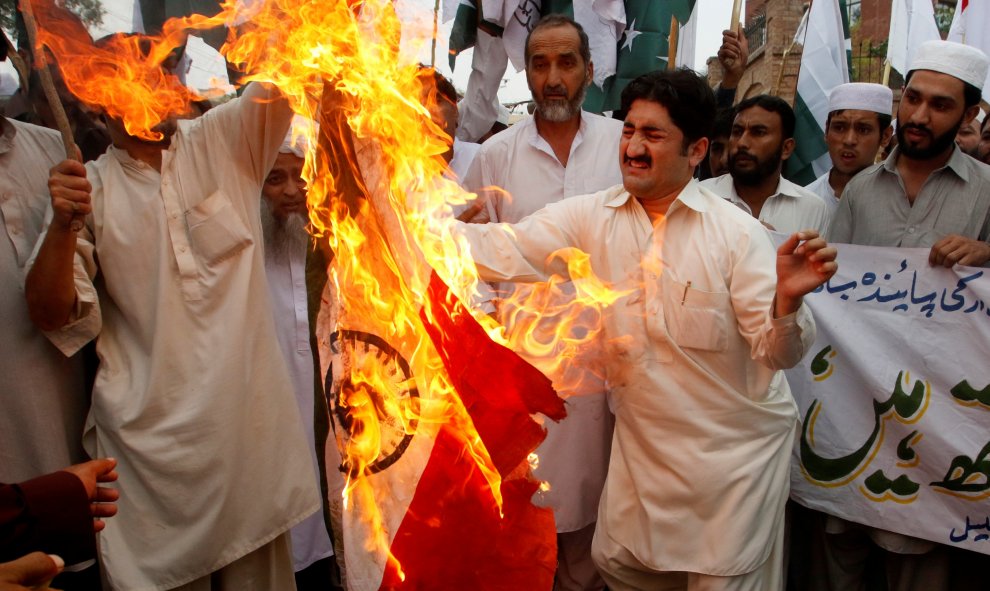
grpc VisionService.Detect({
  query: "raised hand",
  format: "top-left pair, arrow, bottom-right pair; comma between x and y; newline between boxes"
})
775,230 -> 837,317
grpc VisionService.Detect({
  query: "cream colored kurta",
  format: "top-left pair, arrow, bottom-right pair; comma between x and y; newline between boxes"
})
462,111 -> 622,533
1,118 -> 88,483
32,85 -> 320,591
455,180 -> 815,575
701,173 -> 832,234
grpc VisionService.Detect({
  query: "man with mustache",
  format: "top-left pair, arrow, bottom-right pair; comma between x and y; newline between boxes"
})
829,41 -> 990,269
805,83 -> 893,213
454,67 -> 837,591
824,41 -> 990,591
461,14 -> 622,591
700,95 -> 830,234
260,136 -> 344,591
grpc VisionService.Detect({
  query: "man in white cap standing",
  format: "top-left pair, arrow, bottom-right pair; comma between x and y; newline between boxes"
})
805,83 -> 893,212
825,40 -> 990,591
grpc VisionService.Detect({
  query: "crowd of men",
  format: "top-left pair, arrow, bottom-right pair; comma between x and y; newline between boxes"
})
2,10 -> 989,591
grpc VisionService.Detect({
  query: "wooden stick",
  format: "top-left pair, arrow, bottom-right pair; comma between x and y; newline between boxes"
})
18,0 -> 84,231
431,0 -> 440,67
723,0 -> 743,70
729,0 -> 743,34
882,59 -> 891,87
667,15 -> 679,70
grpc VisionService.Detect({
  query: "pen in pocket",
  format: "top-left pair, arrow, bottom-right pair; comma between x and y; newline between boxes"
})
681,281 -> 691,305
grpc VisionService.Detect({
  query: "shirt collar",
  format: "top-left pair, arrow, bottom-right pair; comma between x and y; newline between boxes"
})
604,179 -> 708,213
0,117 -> 16,155
526,110 -> 589,158
885,144 -> 971,183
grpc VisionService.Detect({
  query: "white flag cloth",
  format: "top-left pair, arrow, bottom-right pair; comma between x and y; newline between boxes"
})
675,3 -> 698,69
886,0 -> 942,77
442,0 -> 463,23
578,0 -> 627,87
947,0 -> 990,103
794,0 -> 850,179
456,29 -> 509,142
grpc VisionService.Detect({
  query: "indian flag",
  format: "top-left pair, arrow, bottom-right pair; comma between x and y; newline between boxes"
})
786,0 -> 851,186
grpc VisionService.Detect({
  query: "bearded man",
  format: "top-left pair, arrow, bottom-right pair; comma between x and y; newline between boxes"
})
701,95 -> 830,234
825,40 -> 990,591
461,13 -> 622,591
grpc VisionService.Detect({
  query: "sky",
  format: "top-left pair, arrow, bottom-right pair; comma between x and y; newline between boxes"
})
2,0 -> 741,101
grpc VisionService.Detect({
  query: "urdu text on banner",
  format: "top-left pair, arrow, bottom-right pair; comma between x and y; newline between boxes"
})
784,242 -> 990,556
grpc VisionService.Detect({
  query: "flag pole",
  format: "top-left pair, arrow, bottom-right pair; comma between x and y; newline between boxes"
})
730,0 -> 742,33
431,0 -> 440,67
773,37 -> 801,96
723,0 -> 743,69
668,15 -> 679,69
18,0 -> 84,231
881,59 -> 891,86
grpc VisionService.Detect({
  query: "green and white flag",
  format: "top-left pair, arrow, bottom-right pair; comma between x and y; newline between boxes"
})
584,0 -> 695,114
887,0 -> 941,79
787,0 -> 851,186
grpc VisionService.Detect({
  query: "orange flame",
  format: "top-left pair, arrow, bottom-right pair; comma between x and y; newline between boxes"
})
24,0 -> 226,140
32,0 -> 626,577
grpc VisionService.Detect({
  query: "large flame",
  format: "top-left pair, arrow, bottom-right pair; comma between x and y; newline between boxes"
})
31,0 -> 626,580
23,0 -> 227,140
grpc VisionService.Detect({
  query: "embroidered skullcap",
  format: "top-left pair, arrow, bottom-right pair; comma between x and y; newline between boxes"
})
909,40 -> 988,90
828,83 -> 893,116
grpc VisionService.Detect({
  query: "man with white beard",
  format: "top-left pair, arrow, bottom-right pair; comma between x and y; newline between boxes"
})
461,14 -> 621,591
260,139 -> 341,591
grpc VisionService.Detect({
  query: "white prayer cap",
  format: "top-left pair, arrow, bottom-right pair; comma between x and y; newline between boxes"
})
279,116 -> 315,157
828,83 -> 893,116
909,40 -> 989,91
977,108 -> 986,125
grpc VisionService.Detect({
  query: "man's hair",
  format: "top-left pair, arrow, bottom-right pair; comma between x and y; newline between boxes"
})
619,68 -> 716,146
425,67 -> 458,106
713,107 -> 735,140
734,94 -> 796,138
905,70 -> 983,109
825,109 -> 893,134
524,14 -> 591,67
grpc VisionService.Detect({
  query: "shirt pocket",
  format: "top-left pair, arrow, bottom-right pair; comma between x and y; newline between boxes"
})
661,273 -> 731,352
185,189 -> 253,265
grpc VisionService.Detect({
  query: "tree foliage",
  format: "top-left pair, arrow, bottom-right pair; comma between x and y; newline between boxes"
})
1,0 -> 104,41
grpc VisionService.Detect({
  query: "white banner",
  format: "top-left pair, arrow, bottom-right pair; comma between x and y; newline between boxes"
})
786,244 -> 990,556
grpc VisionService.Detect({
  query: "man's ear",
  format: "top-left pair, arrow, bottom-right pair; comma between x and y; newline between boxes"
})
688,137 -> 709,168
585,60 -> 594,88
963,104 -> 980,127
780,137 -> 796,161
881,125 -> 893,147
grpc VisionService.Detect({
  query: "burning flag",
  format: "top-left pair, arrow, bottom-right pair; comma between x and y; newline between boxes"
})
27,0 -> 622,587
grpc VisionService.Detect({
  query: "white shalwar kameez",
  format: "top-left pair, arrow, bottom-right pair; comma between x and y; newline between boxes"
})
462,111 -> 622,536
455,180 -> 815,590
32,84 -> 320,591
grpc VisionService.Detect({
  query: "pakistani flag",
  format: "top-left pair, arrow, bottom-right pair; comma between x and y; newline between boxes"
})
584,0 -> 696,114
786,0 -> 851,186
